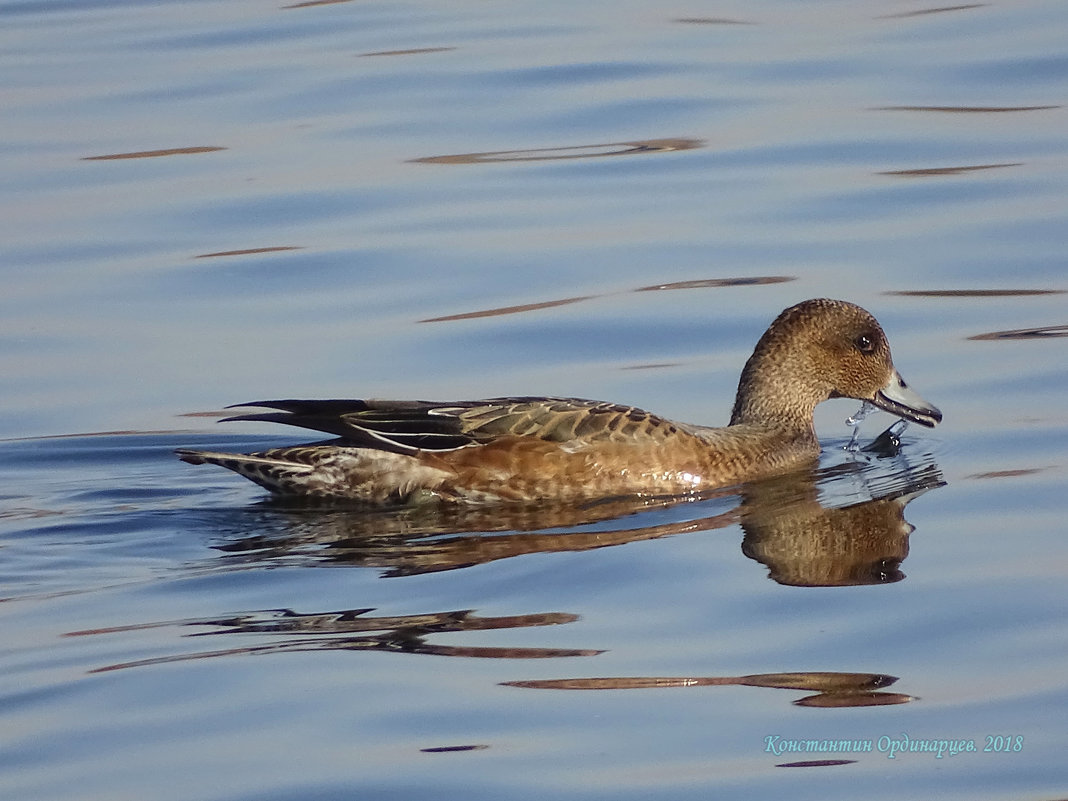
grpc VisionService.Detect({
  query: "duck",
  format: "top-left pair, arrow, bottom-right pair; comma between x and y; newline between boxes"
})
177,298 -> 941,503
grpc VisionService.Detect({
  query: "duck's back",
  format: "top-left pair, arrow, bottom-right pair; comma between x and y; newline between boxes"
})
179,397 -> 819,503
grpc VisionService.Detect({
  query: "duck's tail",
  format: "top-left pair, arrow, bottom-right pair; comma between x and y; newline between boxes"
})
176,448 -> 317,496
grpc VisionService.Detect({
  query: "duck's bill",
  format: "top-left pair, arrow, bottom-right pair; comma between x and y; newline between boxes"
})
872,371 -> 943,428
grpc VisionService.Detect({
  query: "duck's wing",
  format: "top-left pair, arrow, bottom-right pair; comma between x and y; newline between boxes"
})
223,397 -> 681,455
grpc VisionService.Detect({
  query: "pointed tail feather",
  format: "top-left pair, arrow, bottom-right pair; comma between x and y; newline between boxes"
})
176,448 -> 317,495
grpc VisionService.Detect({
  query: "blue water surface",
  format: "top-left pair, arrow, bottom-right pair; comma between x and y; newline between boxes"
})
1,1 -> 1067,799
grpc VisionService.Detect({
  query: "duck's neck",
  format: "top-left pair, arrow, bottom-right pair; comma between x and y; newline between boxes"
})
728,349 -> 826,441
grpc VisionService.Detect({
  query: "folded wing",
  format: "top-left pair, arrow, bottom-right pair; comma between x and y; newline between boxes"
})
223,397 -> 681,454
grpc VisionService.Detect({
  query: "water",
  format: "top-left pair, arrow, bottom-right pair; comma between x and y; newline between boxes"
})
2,1 -> 1067,799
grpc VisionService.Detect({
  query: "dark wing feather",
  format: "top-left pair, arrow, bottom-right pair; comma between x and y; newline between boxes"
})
223,399 -> 471,453
222,397 -> 679,454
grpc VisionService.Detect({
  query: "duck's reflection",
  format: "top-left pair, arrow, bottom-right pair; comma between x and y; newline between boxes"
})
72,608 -> 600,673
503,671 -> 913,708
739,466 -> 933,586
76,604 -> 911,705
214,494 -> 740,577
80,442 -> 938,702
211,443 -> 944,587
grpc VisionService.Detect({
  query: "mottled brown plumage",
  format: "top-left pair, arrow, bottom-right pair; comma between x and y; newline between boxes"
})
177,299 -> 941,503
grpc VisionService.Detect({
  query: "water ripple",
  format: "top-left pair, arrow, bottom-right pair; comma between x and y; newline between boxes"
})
411,138 -> 703,165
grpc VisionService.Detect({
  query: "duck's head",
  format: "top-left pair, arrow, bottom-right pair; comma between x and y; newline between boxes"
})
730,299 -> 942,430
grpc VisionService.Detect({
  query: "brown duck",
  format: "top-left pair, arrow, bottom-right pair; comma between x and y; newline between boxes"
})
177,299 -> 941,503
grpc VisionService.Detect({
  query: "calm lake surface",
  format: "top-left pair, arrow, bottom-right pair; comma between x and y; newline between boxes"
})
2,1 -> 1067,799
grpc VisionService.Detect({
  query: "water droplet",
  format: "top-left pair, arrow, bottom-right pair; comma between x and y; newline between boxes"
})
844,402 -> 876,452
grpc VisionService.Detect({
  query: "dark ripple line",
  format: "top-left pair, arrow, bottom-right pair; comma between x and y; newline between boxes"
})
878,4 -> 986,19
878,163 -> 1021,177
411,138 -> 703,165
873,105 -> 1059,113
888,289 -> 1065,297
969,324 -> 1068,341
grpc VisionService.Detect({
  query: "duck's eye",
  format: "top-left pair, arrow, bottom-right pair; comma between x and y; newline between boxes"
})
855,334 -> 876,354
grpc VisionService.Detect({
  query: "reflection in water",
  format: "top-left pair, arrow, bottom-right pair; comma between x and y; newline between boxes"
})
881,294 -> 1066,342
620,362 -> 682,371
214,493 -> 742,577
195,246 -> 304,259
740,464 -> 942,586
420,275 -> 793,323
72,612 -> 911,708
71,608 -> 599,673
420,295 -> 594,323
74,442 -> 939,710
411,138 -> 703,165
503,671 -> 912,708
969,324 -> 1068,340
634,277 -> 792,292
878,163 -> 1021,177
876,5 -> 984,19
207,445 -> 943,586
777,760 -> 855,768
888,289 -> 1065,297
968,467 -> 1049,479
674,17 -> 754,25
282,0 -> 353,8
0,506 -> 63,522
874,104 -> 1059,112
81,146 -> 226,161
358,48 -> 456,58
